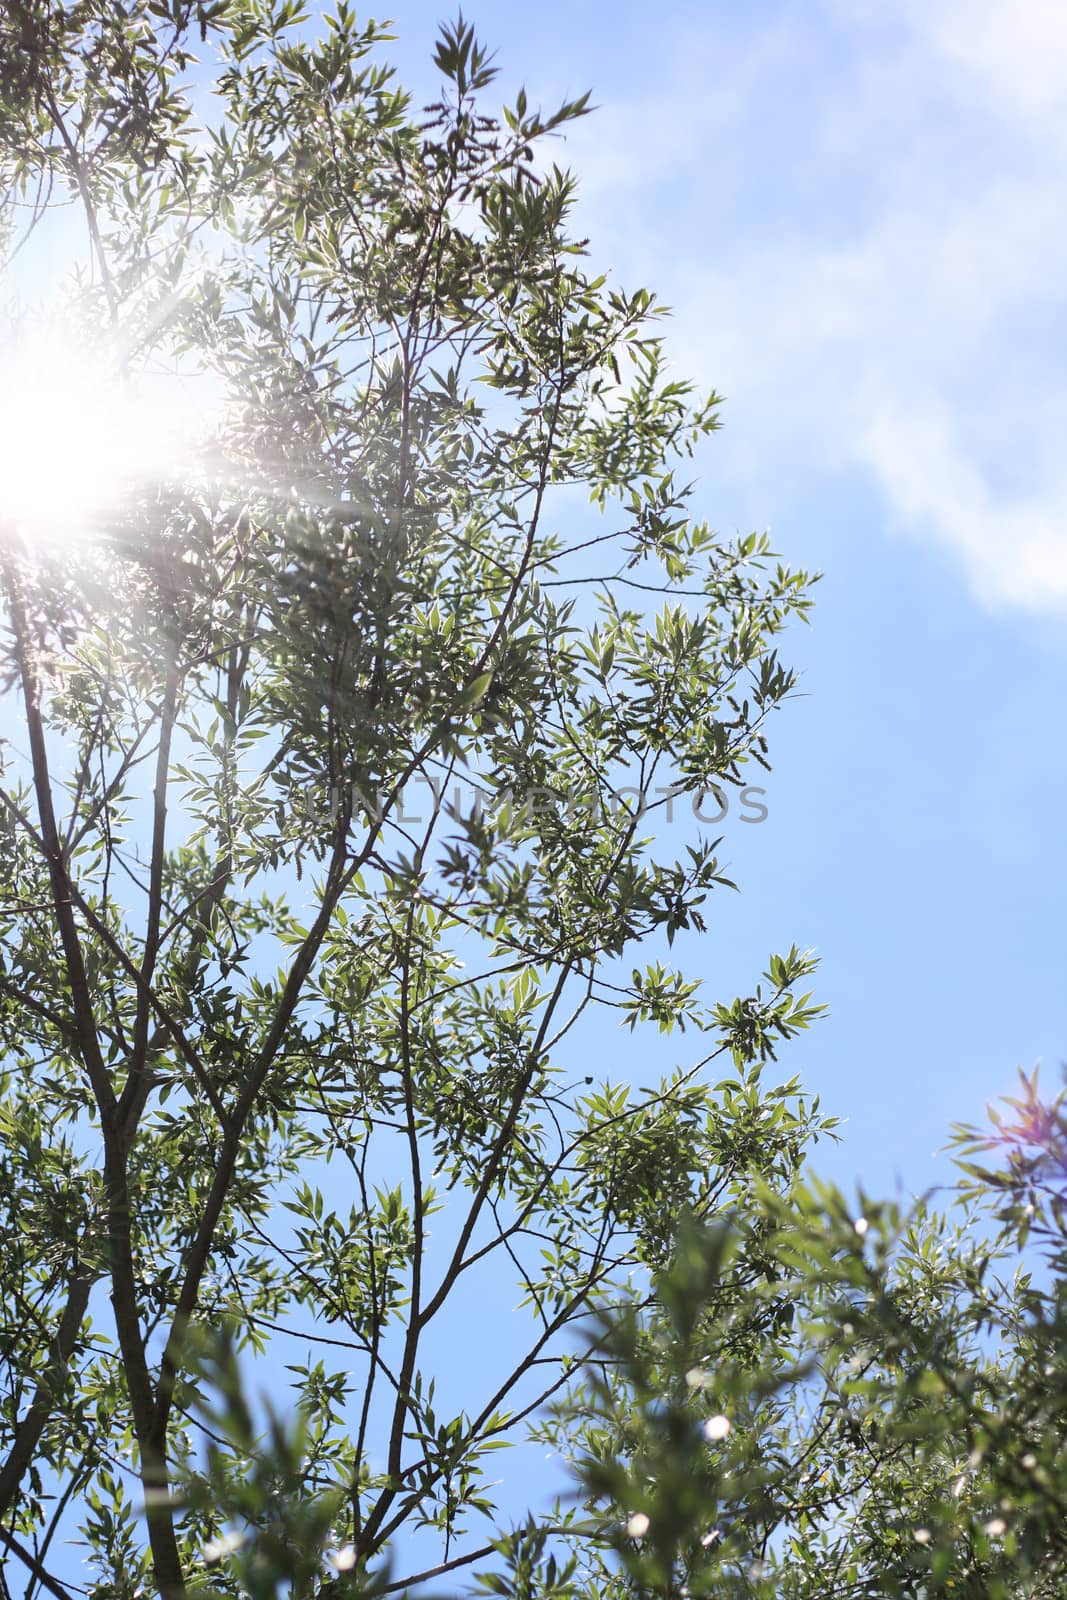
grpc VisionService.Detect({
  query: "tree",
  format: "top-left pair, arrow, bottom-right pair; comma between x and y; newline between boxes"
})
550,1073 -> 1067,1600
0,7 -> 824,1596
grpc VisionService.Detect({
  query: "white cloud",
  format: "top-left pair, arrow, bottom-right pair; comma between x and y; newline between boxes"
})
568,0 -> 1067,613
860,402 -> 1067,610
902,0 -> 1067,136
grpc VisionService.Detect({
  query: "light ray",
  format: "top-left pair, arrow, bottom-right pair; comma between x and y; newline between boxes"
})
0,321 -> 212,552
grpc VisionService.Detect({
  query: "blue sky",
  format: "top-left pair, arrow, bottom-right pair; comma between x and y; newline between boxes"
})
4,4 -> 1067,1585
10,0 -> 1064,1204
379,0 -> 1067,1200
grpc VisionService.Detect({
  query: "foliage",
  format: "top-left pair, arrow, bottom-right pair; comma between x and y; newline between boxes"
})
545,1072 -> 1067,1600
0,7 -> 824,1597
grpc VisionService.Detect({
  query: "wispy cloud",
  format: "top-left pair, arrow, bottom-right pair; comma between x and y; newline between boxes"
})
564,0 -> 1067,612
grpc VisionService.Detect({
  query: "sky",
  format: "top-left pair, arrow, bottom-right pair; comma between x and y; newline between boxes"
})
377,0 -> 1067,1201
4,2 -> 1067,1585
7,0 -> 1063,1205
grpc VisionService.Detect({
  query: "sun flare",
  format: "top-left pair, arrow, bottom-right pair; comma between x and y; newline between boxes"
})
0,326 -> 209,553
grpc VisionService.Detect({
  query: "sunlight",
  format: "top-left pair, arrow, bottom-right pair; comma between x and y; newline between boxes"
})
0,325 -> 208,552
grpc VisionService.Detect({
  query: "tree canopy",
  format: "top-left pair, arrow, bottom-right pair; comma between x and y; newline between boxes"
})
550,1074 -> 1067,1600
0,6 -> 823,1596
1,8 -> 1062,1600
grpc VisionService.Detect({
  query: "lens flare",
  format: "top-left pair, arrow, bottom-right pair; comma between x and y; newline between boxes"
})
0,325 -> 209,551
